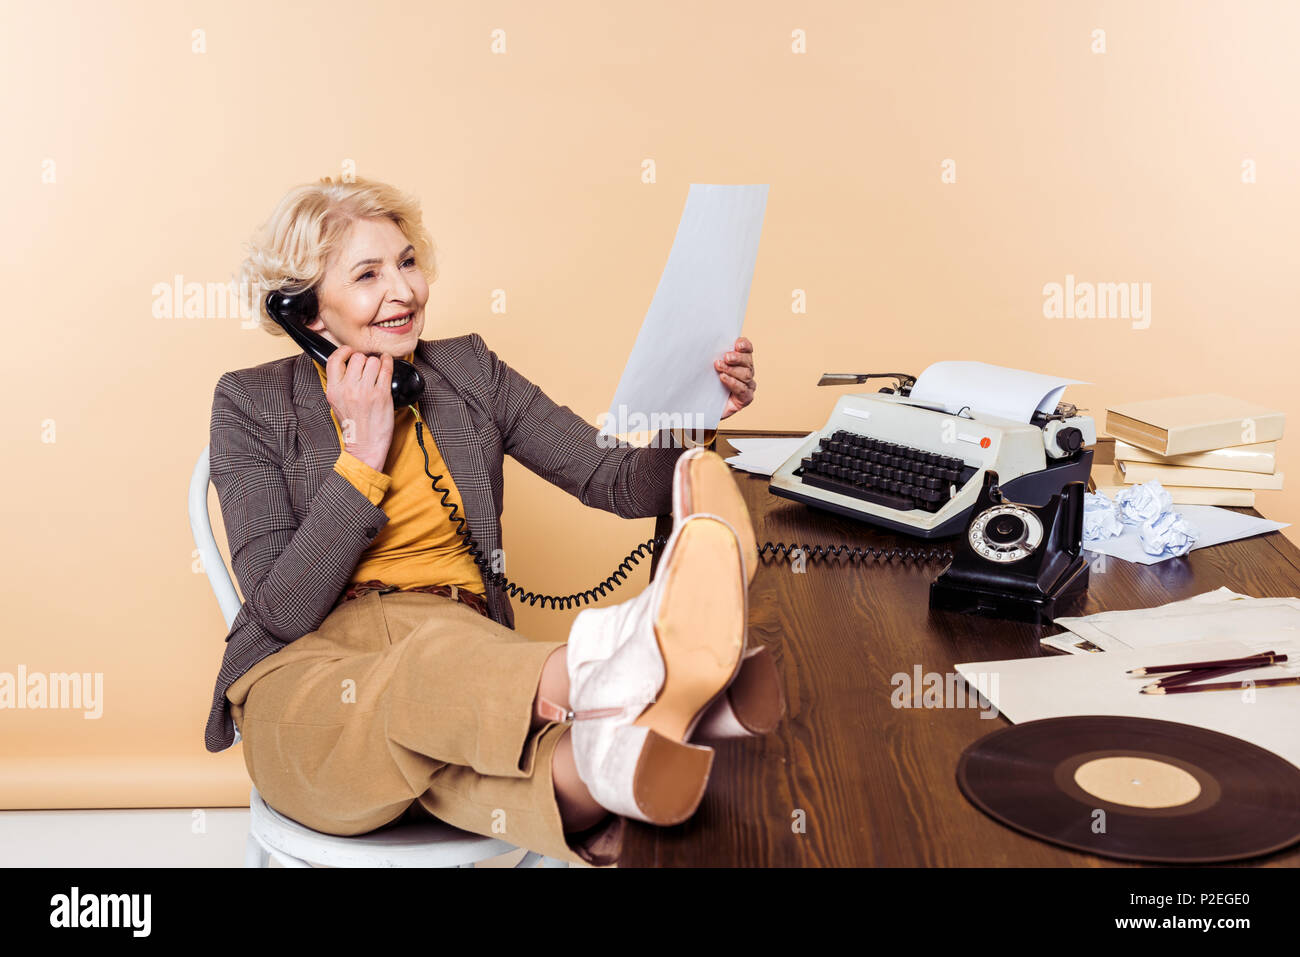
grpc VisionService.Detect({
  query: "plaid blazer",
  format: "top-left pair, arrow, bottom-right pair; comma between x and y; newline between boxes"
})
203,332 -> 692,752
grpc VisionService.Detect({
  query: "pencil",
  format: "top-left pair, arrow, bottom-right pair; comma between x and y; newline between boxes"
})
1151,664 -> 1259,689
1127,651 -> 1281,677
1141,676 -> 1300,695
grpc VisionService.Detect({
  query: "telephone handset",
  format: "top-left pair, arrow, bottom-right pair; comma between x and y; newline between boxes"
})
264,288 -> 425,410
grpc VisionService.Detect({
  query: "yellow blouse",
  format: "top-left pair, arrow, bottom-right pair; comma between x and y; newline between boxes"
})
313,352 -> 487,596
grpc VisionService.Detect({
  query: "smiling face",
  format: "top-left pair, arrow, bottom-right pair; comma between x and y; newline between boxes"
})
305,216 -> 428,356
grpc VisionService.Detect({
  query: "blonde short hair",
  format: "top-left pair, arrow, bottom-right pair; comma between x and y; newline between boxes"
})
238,176 -> 439,337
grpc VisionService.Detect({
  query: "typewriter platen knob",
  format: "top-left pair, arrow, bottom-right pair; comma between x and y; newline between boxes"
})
1055,426 -> 1083,454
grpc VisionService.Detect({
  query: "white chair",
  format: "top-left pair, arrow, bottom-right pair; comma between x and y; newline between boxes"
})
190,445 -> 570,868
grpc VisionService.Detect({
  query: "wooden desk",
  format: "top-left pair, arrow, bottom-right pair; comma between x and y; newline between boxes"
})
624,431 -> 1300,867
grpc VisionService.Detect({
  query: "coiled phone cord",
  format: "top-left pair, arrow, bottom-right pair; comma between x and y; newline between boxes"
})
413,419 -> 953,611
756,541 -> 953,565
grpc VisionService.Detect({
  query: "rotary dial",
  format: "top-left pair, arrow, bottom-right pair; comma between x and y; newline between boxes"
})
968,504 -> 1043,563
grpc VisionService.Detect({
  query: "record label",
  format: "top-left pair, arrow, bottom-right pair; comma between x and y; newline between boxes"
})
1071,755 -> 1202,808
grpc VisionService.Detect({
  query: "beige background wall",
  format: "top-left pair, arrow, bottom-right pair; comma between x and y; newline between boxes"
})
2,0 -> 1296,806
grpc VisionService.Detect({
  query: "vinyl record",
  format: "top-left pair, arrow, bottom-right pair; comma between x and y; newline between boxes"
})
956,716 -> 1300,863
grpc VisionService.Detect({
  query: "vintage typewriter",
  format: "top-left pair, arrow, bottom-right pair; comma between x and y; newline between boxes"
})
769,372 -> 1096,539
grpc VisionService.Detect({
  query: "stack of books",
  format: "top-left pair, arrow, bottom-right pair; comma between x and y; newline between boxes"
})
1095,394 -> 1286,507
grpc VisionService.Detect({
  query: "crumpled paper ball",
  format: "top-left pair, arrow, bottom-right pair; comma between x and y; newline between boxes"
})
1082,491 -> 1124,543
1138,509 -> 1200,557
1116,480 -> 1174,526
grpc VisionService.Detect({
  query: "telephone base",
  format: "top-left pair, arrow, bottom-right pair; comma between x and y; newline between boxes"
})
928,559 -> 1090,625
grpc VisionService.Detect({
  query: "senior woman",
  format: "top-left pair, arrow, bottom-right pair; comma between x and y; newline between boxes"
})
203,176 -> 774,866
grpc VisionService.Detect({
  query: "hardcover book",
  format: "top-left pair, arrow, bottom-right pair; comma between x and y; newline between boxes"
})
1105,394 -> 1285,456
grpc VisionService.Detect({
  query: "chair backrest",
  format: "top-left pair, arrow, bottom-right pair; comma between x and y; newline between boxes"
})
189,445 -> 242,630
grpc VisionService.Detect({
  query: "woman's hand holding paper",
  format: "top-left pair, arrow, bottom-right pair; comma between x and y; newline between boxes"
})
715,337 -> 756,420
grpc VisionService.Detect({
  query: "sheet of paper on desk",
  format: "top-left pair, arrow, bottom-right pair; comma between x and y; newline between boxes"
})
1042,586 -> 1254,654
724,434 -> 815,476
598,184 -> 769,439
1048,591 -> 1300,653
956,638 -> 1300,768
909,360 -> 1087,423
1082,505 -> 1288,565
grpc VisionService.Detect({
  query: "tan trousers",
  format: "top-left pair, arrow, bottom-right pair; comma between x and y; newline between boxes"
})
225,590 -> 624,866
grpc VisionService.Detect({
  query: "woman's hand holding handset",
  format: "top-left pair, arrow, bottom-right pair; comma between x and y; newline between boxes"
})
325,347 -> 395,473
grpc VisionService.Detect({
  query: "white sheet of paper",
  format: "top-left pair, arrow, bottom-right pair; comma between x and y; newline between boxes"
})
909,360 -> 1088,423
599,184 -> 769,438
1083,505 -> 1289,565
1044,587 -> 1253,654
1051,593 -> 1300,653
723,434 -> 815,476
956,638 -> 1300,767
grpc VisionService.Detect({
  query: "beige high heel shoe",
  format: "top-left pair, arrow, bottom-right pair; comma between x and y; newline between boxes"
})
561,512 -> 749,826
672,447 -> 786,740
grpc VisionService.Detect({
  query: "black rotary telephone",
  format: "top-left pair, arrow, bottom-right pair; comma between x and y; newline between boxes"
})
263,284 -> 960,611
929,470 -> 1089,624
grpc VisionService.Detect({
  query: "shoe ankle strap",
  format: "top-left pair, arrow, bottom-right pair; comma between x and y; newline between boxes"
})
538,695 -> 627,723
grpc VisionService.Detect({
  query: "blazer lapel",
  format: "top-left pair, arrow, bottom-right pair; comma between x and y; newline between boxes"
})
289,354 -> 351,507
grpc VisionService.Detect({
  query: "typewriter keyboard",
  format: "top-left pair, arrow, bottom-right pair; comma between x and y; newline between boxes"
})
796,430 -> 980,513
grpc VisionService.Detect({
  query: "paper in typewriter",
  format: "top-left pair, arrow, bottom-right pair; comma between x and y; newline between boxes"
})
909,361 -> 1087,423
599,184 -> 768,439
